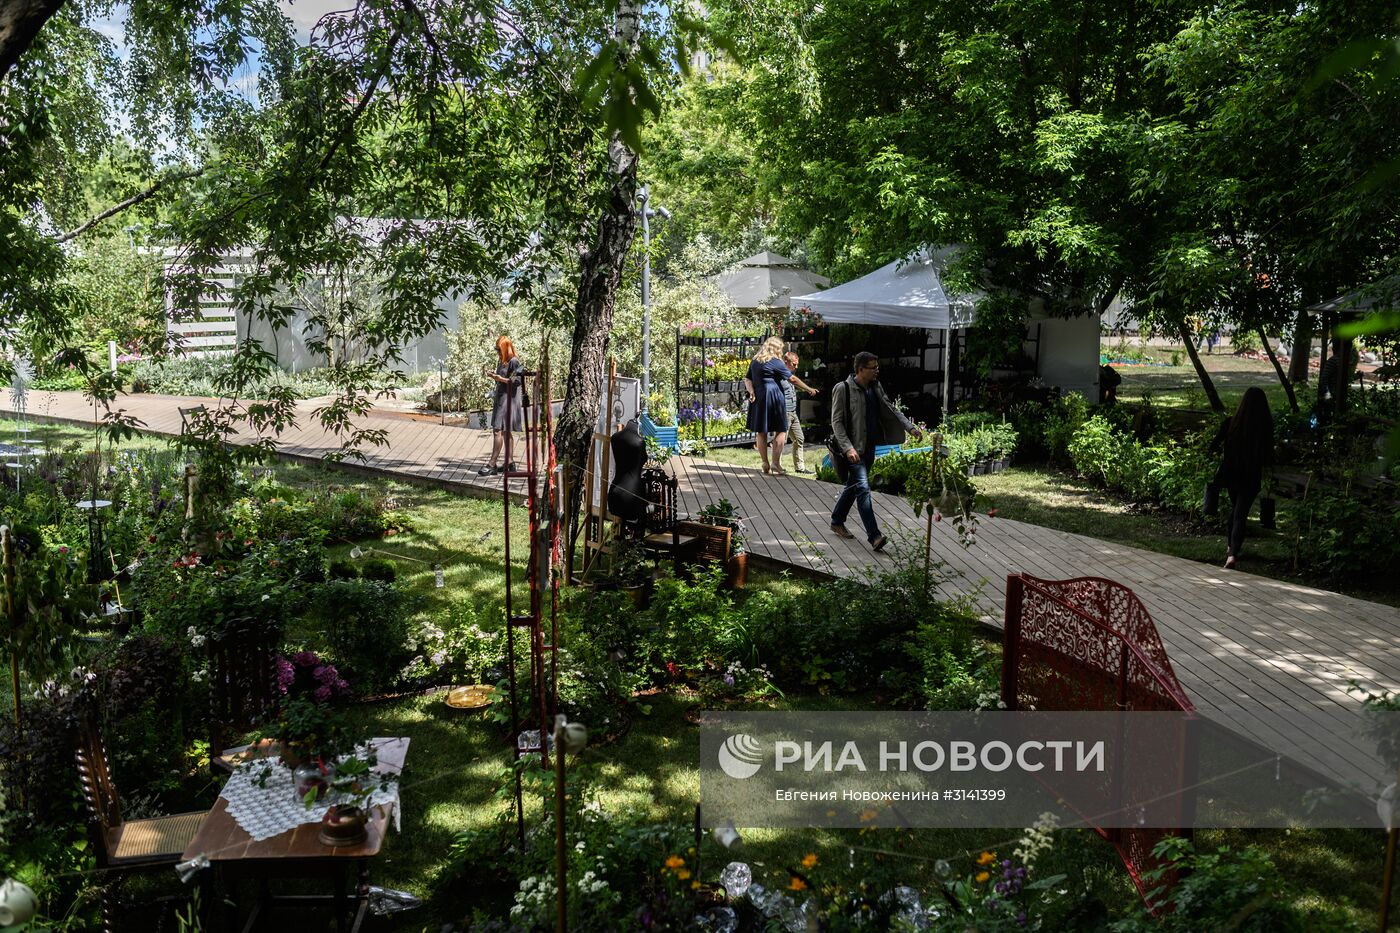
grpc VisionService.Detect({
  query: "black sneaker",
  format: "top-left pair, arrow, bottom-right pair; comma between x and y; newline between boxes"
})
871,535 -> 888,552
477,465 -> 496,476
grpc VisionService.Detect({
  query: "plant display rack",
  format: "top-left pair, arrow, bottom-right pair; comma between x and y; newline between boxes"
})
674,330 -> 768,448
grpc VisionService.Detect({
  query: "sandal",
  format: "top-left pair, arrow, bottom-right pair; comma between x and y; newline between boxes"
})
771,466 -> 787,476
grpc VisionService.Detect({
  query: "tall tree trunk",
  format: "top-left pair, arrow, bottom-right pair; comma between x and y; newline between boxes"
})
555,0 -> 643,539
1287,307 -> 1311,384
1257,326 -> 1299,412
1176,319 -> 1225,413
0,0 -> 66,80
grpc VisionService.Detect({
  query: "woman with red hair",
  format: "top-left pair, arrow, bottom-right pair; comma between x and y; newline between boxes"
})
479,335 -> 524,476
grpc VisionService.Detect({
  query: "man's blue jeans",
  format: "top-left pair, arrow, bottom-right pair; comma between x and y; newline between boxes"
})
831,454 -> 880,542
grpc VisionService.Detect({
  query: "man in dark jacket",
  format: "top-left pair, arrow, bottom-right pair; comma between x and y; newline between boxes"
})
829,352 -> 916,551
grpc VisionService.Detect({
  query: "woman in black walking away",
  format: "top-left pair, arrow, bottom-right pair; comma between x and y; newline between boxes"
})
1209,386 -> 1273,569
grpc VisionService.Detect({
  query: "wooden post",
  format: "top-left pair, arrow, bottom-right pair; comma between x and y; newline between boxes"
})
924,434 -> 941,594
598,358 -> 617,516
3,526 -> 19,736
580,360 -> 618,580
1381,765 -> 1400,932
182,464 -> 196,545
553,717 -> 568,933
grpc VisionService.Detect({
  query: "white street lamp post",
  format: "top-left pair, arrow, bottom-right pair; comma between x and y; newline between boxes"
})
636,186 -> 670,409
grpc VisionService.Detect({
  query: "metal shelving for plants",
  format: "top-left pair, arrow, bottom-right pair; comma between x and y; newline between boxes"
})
674,330 -> 769,448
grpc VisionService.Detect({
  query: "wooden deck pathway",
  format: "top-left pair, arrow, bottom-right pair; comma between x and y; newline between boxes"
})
6,389 -> 1399,780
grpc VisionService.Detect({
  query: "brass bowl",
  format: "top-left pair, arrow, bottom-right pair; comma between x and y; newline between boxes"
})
445,684 -> 494,711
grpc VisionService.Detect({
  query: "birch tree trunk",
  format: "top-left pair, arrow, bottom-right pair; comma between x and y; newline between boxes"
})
556,0 -> 643,535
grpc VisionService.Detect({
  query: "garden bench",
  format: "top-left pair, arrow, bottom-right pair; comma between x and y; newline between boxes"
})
1002,573 -> 1195,913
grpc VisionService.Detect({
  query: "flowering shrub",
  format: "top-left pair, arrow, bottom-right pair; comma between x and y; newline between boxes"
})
277,650 -> 351,704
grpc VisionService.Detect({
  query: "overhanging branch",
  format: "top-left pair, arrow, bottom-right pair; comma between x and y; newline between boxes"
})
55,168 -> 205,244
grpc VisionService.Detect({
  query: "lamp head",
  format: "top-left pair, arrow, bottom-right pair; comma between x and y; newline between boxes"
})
654,206 -> 672,220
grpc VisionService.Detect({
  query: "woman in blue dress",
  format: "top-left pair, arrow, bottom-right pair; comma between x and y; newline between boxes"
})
744,336 -> 793,475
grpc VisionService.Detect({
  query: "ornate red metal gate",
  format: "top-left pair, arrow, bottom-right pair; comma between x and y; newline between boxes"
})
1001,573 -> 1196,910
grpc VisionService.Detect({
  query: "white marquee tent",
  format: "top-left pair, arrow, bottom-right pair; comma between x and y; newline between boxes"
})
788,247 -> 978,329
789,247 -> 1101,406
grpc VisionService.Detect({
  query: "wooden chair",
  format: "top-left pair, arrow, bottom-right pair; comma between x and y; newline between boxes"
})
208,617 -> 281,773
75,719 -> 209,931
640,470 -> 701,569
177,405 -> 206,434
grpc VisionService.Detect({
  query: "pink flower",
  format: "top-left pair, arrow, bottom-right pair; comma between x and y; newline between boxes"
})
314,685 -> 332,702
933,512 -> 942,523
988,508 -> 998,518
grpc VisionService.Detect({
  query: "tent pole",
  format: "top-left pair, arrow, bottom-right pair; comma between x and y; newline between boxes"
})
942,328 -> 952,420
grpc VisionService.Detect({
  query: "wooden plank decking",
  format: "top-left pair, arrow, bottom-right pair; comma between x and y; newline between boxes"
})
6,389 -> 1399,781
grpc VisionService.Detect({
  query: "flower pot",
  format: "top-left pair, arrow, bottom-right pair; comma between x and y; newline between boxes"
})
1259,496 -> 1277,529
724,553 -> 748,590
622,582 -> 651,609
319,805 -> 369,847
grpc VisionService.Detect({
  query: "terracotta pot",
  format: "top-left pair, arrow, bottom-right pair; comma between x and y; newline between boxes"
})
724,553 -> 748,589
319,805 -> 369,847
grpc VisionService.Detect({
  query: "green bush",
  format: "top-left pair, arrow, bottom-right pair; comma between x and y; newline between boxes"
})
327,558 -> 359,580
1110,837 -> 1355,932
1230,328 -> 1260,355
1292,483 -> 1400,583
1042,392 -> 1091,464
1069,415 -> 1218,517
402,598 -> 506,686
359,556 -> 397,581
310,579 -> 414,695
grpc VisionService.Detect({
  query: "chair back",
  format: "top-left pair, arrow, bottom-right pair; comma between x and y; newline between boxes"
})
177,405 -> 206,434
75,718 -> 121,867
642,469 -> 678,535
208,617 -> 281,759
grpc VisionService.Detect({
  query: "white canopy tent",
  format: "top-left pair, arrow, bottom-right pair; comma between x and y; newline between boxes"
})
788,247 -> 978,330
789,248 -> 978,412
789,247 -> 1101,410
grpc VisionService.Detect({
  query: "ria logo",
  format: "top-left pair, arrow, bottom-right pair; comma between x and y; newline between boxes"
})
718,733 -> 764,779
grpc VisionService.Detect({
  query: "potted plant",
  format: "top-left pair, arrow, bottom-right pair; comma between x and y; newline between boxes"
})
609,537 -> 654,607
698,498 -> 749,589
314,750 -> 390,847
273,651 -> 352,767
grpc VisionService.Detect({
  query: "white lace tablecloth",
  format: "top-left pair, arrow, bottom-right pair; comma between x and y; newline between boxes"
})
222,748 -> 402,843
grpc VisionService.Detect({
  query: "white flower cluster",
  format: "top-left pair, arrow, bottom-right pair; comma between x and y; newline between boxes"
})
187,625 -> 207,649
510,874 -> 555,921
974,691 -> 1007,711
35,666 -> 96,700
577,869 -> 608,895
1013,811 -> 1059,870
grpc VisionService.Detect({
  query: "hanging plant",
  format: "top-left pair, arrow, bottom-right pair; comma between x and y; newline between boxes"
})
903,433 -> 980,548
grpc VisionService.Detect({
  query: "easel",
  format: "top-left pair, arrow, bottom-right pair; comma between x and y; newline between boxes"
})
576,359 -> 621,582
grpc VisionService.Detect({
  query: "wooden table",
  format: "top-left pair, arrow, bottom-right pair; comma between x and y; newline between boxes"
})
182,737 -> 409,933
